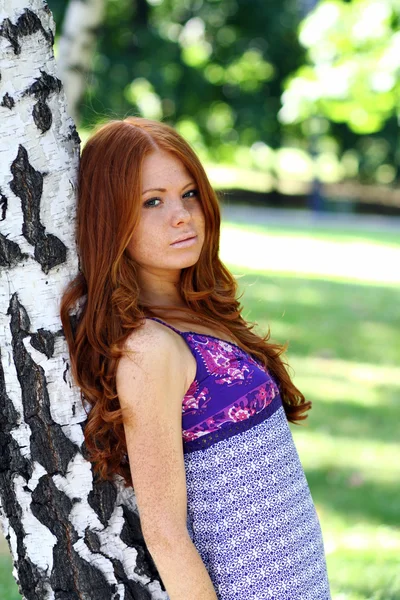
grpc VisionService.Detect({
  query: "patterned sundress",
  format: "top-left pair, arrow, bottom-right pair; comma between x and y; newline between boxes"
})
145,317 -> 331,600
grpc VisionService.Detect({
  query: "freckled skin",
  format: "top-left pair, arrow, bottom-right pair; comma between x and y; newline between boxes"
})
127,150 -> 206,293
119,151 -> 225,599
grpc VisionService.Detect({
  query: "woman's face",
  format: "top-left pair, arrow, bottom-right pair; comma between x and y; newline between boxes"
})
127,149 -> 206,277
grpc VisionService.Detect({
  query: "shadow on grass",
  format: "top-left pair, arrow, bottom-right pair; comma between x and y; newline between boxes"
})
303,396 -> 399,445
238,272 -> 400,366
338,583 -> 400,600
327,549 -> 400,600
305,466 -> 399,528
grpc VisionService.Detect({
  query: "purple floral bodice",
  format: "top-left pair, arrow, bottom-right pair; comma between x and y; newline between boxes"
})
145,317 -> 282,453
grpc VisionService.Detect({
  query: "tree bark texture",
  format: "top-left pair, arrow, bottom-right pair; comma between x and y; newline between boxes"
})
57,0 -> 106,124
0,2 -> 167,599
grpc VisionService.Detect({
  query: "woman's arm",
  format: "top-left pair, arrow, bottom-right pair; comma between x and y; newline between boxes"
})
116,322 -> 218,600
145,531 -> 219,600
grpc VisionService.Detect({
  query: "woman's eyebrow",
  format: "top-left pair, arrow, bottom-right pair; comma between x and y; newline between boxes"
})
142,181 -> 196,195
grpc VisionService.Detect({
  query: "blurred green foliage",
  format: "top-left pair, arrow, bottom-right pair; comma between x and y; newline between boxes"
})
281,0 -> 400,133
49,0 -> 305,162
49,0 -> 400,188
280,0 -> 400,185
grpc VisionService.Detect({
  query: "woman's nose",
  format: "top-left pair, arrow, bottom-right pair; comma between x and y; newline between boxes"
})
171,199 -> 191,224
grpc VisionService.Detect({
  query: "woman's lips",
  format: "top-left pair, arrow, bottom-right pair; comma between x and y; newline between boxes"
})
170,235 -> 197,248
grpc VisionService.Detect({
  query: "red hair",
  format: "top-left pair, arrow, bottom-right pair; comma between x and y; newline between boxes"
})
60,116 -> 311,488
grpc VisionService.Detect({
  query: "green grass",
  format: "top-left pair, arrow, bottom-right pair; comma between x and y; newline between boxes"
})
220,220 -> 400,599
0,552 -> 19,600
1,217 -> 399,599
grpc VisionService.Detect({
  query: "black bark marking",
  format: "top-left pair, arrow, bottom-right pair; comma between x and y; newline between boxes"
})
8,294 -> 78,475
30,328 -> 55,359
32,475 -> 112,600
17,9 -> 41,36
1,92 -> 15,109
0,18 -> 20,54
10,145 -> 67,273
25,71 -> 61,134
84,528 -> 101,553
68,124 -> 81,146
32,100 -> 52,133
0,9 -> 54,56
0,190 -> 7,220
0,431 -> 33,487
35,232 -> 67,274
31,474 -> 74,541
0,352 -> 27,481
10,145 -> 44,243
27,70 -> 62,101
87,480 -> 117,528
17,9 -> 48,40
0,233 -> 27,268
62,360 -> 70,385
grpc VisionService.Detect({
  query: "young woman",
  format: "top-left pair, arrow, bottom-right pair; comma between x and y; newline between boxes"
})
60,116 -> 331,599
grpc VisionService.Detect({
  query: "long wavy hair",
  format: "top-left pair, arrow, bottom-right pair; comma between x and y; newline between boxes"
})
60,116 -> 311,489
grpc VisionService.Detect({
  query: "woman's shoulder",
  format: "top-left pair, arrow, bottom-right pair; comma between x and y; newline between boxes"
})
119,318 -> 194,390
116,320 -> 189,417
121,317 -> 180,356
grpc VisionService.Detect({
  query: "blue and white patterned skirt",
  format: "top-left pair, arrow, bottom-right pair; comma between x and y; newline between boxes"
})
183,407 -> 331,599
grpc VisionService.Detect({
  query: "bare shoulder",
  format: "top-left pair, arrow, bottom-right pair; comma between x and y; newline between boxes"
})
117,318 -> 194,418
122,316 -> 175,351
121,317 -> 191,362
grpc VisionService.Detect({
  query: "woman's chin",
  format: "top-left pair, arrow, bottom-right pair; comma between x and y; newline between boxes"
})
177,257 -> 200,269
167,255 -> 201,270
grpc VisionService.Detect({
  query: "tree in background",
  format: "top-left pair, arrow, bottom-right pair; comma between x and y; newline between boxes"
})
279,0 -> 400,185
0,2 -> 168,598
57,0 -> 106,124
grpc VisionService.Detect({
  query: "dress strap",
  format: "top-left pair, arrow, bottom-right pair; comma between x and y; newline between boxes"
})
144,316 -> 184,336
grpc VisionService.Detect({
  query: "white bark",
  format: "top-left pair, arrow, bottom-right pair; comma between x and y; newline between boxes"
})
57,0 -> 106,124
0,2 -> 167,598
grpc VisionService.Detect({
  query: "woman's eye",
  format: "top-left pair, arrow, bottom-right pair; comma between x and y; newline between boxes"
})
143,198 -> 161,208
184,189 -> 199,199
143,190 -> 198,208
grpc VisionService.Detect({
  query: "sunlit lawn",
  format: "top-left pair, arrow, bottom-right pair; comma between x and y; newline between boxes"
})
1,218 -> 399,599
0,549 -> 19,600
220,219 -> 400,599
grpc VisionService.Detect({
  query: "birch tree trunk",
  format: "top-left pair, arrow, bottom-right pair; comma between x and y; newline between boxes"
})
0,2 -> 167,598
57,0 -> 106,124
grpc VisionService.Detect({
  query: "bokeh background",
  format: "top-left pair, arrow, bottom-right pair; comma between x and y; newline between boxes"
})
1,1 -> 399,598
